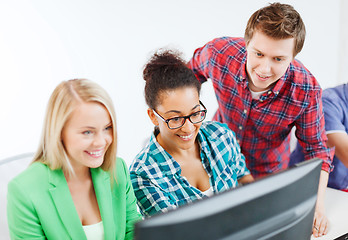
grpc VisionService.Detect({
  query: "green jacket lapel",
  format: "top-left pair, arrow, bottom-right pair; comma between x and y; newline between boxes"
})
48,168 -> 86,240
91,167 -> 115,239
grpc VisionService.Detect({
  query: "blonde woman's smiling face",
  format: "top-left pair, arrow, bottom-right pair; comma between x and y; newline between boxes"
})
61,101 -> 113,172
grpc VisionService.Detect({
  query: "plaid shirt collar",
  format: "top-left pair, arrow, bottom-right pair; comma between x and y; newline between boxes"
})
148,133 -> 181,176
148,126 -> 213,177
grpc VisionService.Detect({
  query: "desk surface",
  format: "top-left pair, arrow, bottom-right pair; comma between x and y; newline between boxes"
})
311,188 -> 348,240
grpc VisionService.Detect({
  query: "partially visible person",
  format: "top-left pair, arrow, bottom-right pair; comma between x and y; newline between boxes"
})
188,3 -> 333,237
291,83 -> 348,192
7,79 -> 141,239
129,50 -> 253,217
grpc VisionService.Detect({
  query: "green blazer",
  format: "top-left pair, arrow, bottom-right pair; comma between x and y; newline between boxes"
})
7,157 -> 142,240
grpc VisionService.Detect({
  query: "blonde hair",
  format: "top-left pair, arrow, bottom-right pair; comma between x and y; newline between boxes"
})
33,79 -> 117,178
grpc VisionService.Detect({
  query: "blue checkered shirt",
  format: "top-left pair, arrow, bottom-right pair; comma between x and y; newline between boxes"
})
129,121 -> 250,216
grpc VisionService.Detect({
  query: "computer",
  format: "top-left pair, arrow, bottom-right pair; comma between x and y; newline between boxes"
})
134,158 -> 322,240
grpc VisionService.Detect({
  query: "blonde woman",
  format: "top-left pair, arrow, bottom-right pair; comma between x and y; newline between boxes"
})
7,79 -> 141,239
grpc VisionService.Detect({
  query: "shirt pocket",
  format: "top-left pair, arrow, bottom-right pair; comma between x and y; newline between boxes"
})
175,197 -> 196,207
250,103 -> 301,141
216,166 -> 238,191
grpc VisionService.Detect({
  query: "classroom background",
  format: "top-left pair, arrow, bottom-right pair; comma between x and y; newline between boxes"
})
1,0 -> 347,166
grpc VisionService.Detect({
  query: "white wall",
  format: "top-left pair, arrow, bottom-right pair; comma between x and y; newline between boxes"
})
337,0 -> 348,86
0,0 -> 345,166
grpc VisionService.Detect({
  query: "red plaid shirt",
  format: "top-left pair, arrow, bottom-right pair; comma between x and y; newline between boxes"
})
189,37 -> 333,177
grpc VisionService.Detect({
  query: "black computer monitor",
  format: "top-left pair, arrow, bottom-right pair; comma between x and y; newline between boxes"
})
134,158 -> 322,240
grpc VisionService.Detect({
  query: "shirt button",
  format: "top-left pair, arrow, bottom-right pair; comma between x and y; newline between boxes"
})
268,91 -> 272,95
239,125 -> 243,130
243,109 -> 247,114
260,99 -> 263,102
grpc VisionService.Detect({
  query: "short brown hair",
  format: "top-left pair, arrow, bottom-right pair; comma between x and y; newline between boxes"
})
244,2 -> 306,56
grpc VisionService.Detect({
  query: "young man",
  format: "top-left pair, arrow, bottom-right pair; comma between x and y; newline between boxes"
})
188,2 -> 333,237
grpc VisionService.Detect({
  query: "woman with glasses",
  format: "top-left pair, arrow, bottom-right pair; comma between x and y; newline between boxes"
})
129,50 -> 254,217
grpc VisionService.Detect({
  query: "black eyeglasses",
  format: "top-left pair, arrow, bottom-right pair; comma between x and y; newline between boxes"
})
153,101 -> 207,129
